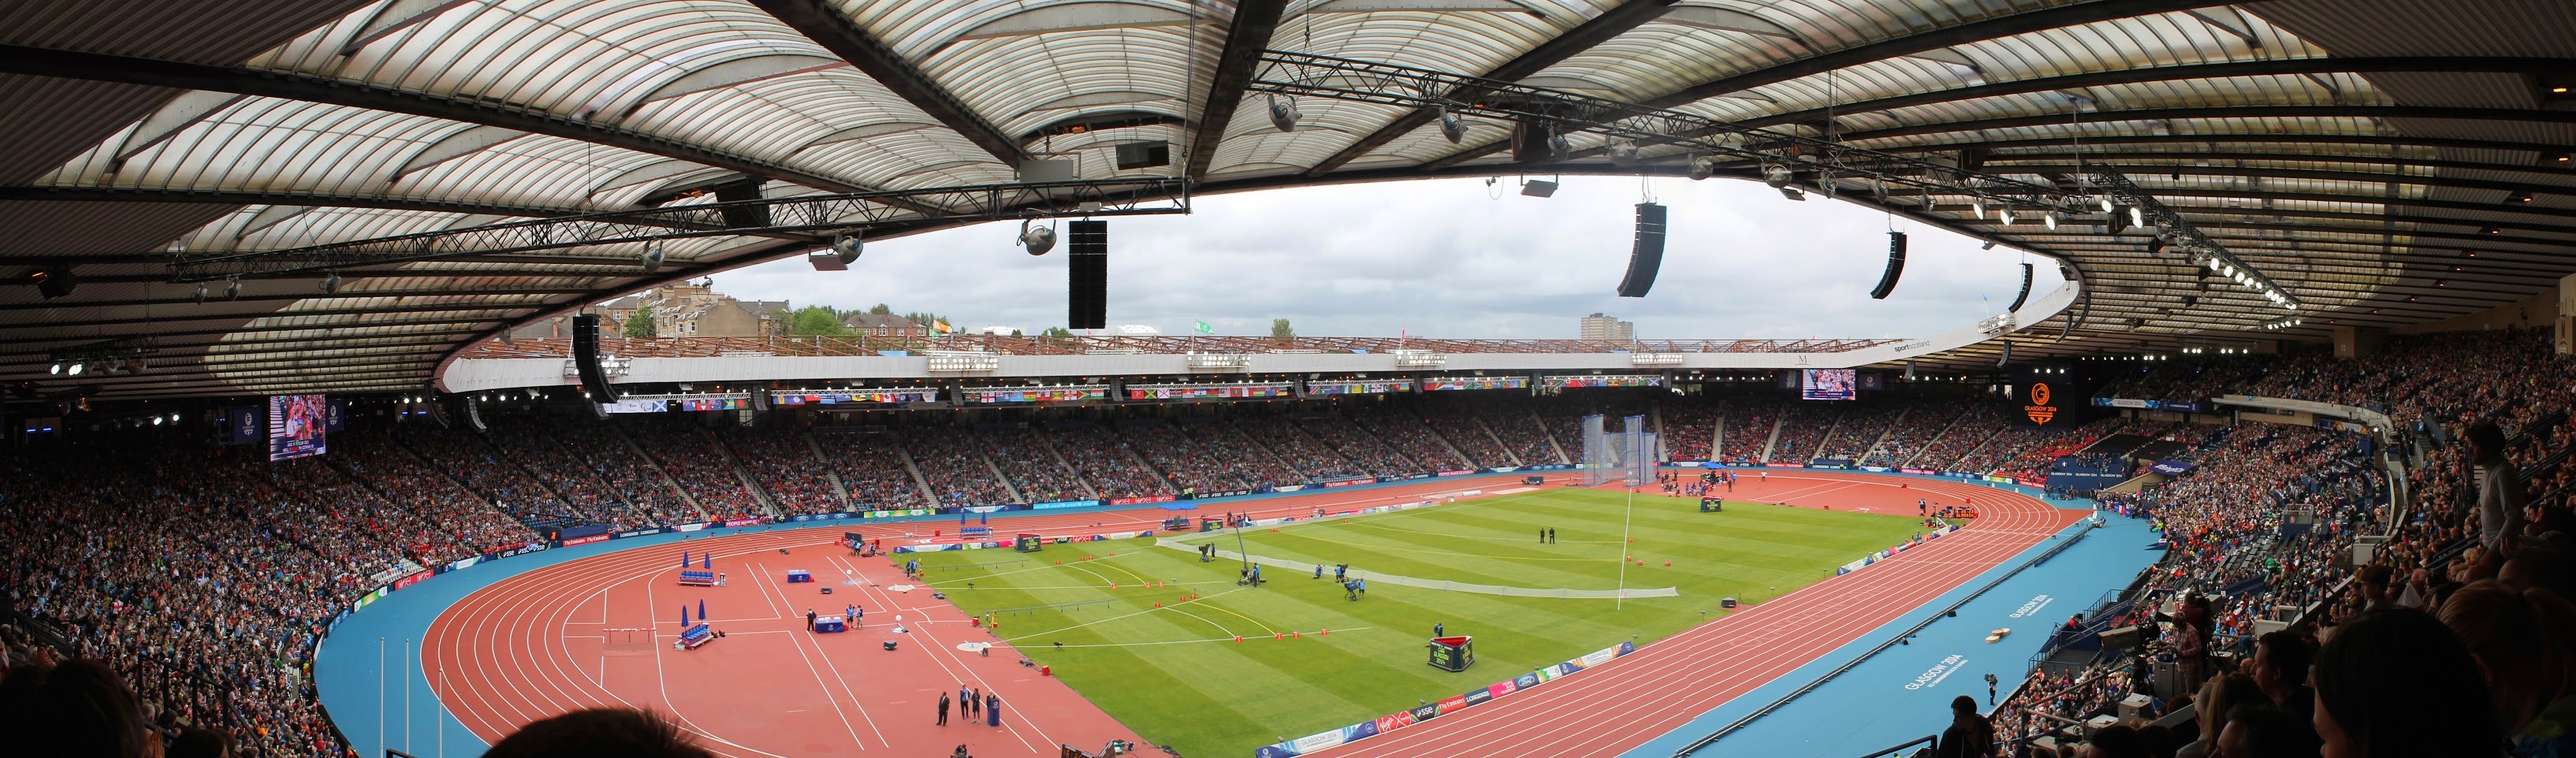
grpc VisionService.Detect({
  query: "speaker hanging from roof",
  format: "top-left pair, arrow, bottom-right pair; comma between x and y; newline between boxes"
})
572,313 -> 620,403
1997,340 -> 2012,368
2007,262 -> 2034,310
1869,232 -> 1908,299
464,395 -> 488,433
423,394 -> 453,429
1067,220 -> 1107,330
1617,203 -> 1666,298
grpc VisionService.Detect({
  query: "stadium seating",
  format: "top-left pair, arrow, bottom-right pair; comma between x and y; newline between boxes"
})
14,333 -> 2575,758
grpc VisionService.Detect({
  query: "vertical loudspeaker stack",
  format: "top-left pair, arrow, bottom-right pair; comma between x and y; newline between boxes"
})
1869,232 -> 1908,299
1068,220 -> 1107,330
572,313 -> 619,403
1617,203 -> 1666,298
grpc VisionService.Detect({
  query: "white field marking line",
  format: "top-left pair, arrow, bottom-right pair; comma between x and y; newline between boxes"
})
430,484 -> 1573,749
834,555 -> 1052,753
1616,485 -> 1633,610
646,557 -> 798,758
776,608 -> 889,750
1163,607 -> 1236,637
940,581 -> 1232,591
996,587 -> 1250,644
1318,476 -> 2074,758
445,532 -> 854,758
1341,521 -> 1626,544
1295,475 -> 2046,756
1041,628 -> 1375,648
1185,596 -> 1284,634
1763,479 -> 1867,503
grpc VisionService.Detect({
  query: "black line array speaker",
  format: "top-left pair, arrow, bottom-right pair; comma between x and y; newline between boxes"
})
1617,203 -> 1666,298
571,313 -> 620,403
2008,262 -> 2034,310
712,178 -> 769,228
464,395 -> 488,433
1997,340 -> 2012,368
1067,220 -> 1107,330
423,394 -> 453,429
1869,232 -> 1908,299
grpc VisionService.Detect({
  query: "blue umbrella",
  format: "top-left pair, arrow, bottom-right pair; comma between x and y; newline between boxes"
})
679,606 -> 687,627
698,599 -> 706,620
681,551 -> 689,567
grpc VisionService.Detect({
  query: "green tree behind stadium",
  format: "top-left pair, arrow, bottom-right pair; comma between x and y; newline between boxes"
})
786,305 -> 850,336
1271,318 -> 1294,339
622,308 -> 656,338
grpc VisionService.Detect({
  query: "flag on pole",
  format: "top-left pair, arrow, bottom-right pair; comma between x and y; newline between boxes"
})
933,319 -> 953,334
1193,320 -> 1213,335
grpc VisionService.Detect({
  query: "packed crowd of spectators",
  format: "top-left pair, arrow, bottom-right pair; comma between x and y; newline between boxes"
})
1661,399 -> 1718,462
811,428 -> 928,511
478,416 -> 649,529
1044,425 -> 1175,500
540,421 -> 702,523
714,425 -> 843,514
0,440 -> 542,758
1347,402 -> 1472,472
1230,415 -> 1362,481
1907,403 -> 2005,470
1975,329 -> 2576,758
1479,397 -> 1563,466
619,417 -> 765,516
1120,422 -> 1271,495
1298,412 -> 1429,478
329,429 -> 541,555
901,425 -> 1019,508
1182,421 -> 1306,486
1862,404 -> 1966,468
2091,355 -> 2269,403
1718,396 -> 1781,463
394,424 -> 572,527
1767,403 -> 1840,463
1416,398 -> 1516,468
1818,402 -> 1907,462
979,427 -> 1092,503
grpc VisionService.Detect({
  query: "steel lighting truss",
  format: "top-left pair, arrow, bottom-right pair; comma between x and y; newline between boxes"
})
168,177 -> 1193,281
2091,167 -> 2302,311
1249,51 -> 2075,214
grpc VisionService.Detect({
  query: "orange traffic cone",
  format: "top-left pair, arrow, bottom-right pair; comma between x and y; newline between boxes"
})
1320,628 -> 1331,636
1293,630 -> 1301,639
1234,636 -> 1244,643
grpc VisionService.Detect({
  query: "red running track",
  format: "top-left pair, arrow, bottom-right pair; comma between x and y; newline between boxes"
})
422,472 -> 2077,758
422,475 -> 1596,757
1318,471 -> 2083,758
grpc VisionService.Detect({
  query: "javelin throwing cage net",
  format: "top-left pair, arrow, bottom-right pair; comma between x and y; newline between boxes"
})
1580,414 -> 1658,488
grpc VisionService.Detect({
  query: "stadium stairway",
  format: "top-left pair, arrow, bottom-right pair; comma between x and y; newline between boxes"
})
704,427 -> 783,518
895,439 -> 938,505
609,423 -> 705,515
801,430 -> 854,503
980,444 -> 1026,503
1894,407 -> 1970,470
1031,431 -> 1103,500
1534,407 -> 1573,465
1757,411 -> 1785,463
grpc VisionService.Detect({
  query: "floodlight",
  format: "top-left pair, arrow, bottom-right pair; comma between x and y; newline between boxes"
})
1438,106 -> 1467,143
1267,95 -> 1298,132
1607,141 -> 1640,167
1687,157 -> 1716,181
1760,163 -> 1792,188
320,271 -> 341,295
1018,220 -> 1057,255
641,244 -> 664,273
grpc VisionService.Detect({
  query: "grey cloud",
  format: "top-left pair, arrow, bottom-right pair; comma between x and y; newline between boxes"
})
711,176 -> 2064,338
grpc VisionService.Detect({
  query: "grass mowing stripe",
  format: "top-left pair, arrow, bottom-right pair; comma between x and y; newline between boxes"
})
913,488 -> 1928,758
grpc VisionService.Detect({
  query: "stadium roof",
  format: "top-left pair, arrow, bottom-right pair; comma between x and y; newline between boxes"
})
2,0 -> 2572,399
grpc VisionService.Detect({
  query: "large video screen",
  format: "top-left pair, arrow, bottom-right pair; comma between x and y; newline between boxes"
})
268,394 -> 329,461
1800,369 -> 1856,401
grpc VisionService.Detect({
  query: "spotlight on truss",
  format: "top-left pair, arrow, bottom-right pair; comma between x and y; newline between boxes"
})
1438,106 -> 1467,143
1018,220 -> 1057,256
1267,95 -> 1298,132
1761,163 -> 1793,188
1687,157 -> 1717,181
1607,140 -> 1640,167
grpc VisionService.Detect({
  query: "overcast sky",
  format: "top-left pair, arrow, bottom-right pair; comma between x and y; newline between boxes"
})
700,176 -> 2064,340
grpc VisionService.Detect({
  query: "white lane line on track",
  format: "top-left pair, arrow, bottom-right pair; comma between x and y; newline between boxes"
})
1314,476 -> 2078,758
424,476 -> 1584,754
